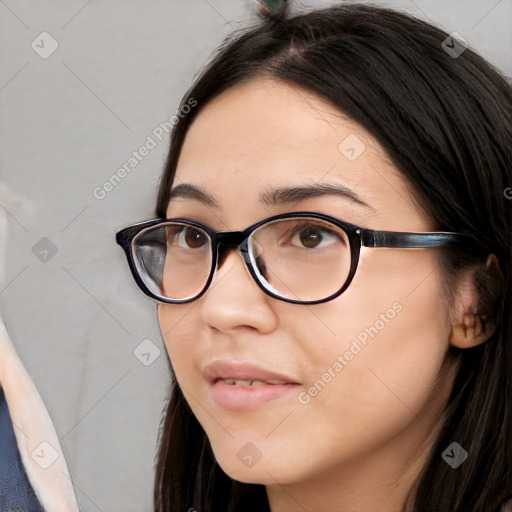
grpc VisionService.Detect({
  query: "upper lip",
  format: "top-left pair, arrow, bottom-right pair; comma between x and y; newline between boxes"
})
203,360 -> 300,384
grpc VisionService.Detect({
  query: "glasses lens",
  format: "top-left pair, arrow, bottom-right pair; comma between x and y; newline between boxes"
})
249,217 -> 352,302
132,222 -> 212,301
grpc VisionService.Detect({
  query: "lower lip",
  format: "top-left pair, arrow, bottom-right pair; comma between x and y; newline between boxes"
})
209,380 -> 300,410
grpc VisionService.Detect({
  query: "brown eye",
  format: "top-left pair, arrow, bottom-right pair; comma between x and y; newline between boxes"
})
299,226 -> 324,248
292,224 -> 341,249
169,227 -> 209,249
183,227 -> 207,248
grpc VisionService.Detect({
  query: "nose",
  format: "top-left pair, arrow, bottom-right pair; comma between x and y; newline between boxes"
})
200,245 -> 279,334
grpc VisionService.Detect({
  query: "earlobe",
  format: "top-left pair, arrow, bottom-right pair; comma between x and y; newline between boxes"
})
448,254 -> 502,349
449,312 -> 488,348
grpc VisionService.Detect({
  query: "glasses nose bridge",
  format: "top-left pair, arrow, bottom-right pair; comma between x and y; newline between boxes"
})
215,230 -> 249,268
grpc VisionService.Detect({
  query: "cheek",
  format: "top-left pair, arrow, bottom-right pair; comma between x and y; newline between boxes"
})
292,248 -> 452,386
310,250 -> 448,382
157,303 -> 199,380
307,287 -> 450,423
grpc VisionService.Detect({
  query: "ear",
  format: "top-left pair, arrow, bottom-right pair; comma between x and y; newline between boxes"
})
449,311 -> 487,348
448,255 -> 500,349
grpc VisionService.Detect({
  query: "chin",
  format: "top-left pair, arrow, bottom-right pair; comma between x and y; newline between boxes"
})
212,446 -> 307,486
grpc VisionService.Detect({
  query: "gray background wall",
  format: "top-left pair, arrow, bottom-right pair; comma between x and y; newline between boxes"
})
0,1 -> 510,511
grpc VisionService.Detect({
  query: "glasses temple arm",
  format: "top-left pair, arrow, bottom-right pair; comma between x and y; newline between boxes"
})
358,229 -> 468,248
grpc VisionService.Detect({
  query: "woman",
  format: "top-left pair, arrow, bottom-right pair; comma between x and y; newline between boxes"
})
116,2 -> 512,511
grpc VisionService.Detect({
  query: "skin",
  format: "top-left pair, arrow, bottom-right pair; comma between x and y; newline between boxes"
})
157,77 -> 482,512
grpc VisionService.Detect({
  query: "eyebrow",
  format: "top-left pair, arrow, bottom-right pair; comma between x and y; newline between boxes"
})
259,183 -> 373,209
168,182 -> 373,210
168,183 -> 218,207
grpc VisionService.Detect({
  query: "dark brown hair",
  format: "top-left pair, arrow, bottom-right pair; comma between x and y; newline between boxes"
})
153,3 -> 512,511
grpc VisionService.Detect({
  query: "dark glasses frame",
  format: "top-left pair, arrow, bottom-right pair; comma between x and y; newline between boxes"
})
116,211 -> 469,305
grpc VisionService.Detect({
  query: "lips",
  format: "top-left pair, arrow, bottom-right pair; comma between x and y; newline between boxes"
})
204,360 -> 300,410
204,360 -> 298,385
221,378 -> 288,387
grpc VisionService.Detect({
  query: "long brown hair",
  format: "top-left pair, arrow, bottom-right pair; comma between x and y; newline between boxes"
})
153,4 -> 512,511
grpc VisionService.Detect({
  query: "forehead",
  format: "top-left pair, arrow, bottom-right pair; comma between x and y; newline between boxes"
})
177,77 -> 383,171
171,78 -> 427,230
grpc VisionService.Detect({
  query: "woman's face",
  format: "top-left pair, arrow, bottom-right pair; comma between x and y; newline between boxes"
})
157,78 -> 457,494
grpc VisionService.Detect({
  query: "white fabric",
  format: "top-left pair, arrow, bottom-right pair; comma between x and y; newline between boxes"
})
0,319 -> 79,512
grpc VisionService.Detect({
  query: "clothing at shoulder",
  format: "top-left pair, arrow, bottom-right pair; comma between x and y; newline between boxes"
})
0,320 -> 79,512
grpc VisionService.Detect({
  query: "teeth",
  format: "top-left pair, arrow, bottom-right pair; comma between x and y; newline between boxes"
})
222,378 -> 279,387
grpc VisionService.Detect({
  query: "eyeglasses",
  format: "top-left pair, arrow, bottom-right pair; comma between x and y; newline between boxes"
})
116,211 -> 468,305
